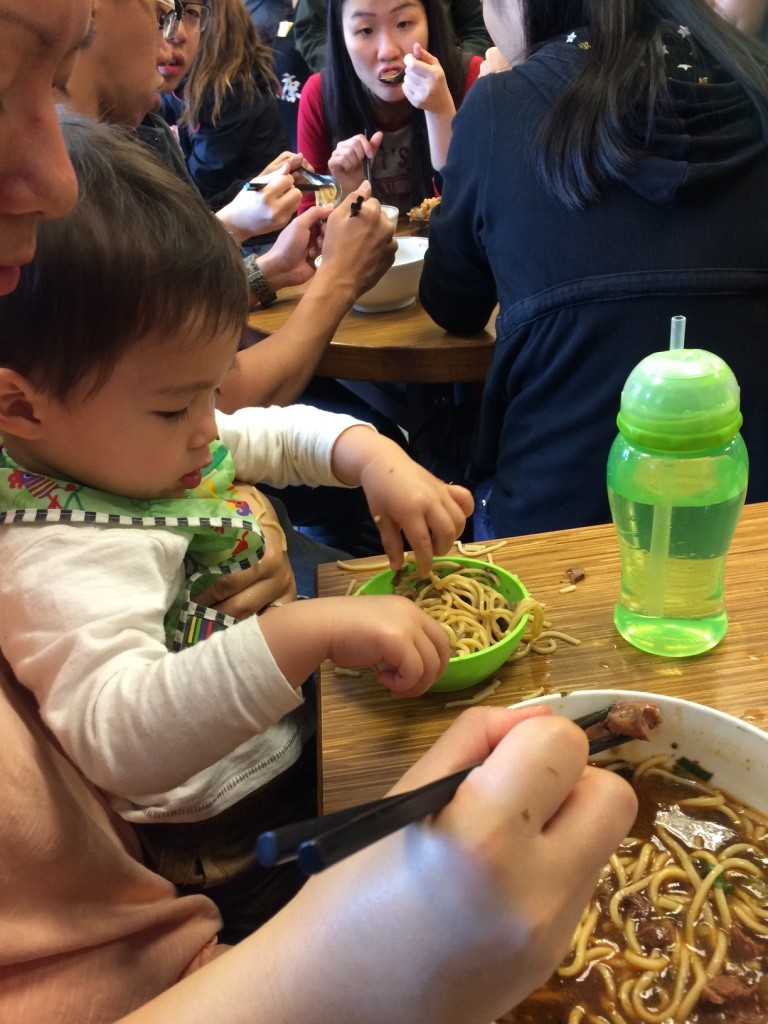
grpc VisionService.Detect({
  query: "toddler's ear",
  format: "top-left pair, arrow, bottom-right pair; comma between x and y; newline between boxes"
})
0,368 -> 44,439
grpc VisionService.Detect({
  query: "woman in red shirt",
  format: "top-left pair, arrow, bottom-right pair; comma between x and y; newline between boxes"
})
297,0 -> 481,212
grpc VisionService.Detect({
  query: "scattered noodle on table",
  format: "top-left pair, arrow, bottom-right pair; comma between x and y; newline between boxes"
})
444,678 -> 502,707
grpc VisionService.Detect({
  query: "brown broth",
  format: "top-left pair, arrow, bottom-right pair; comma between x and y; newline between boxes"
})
500,764 -> 768,1024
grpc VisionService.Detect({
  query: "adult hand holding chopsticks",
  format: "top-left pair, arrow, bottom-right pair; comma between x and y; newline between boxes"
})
328,130 -> 384,199
219,161 -> 302,241
313,182 -> 397,295
119,708 -> 636,1024
241,707 -> 637,1024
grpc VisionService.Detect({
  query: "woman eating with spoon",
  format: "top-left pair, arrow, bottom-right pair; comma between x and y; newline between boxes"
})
297,0 -> 481,212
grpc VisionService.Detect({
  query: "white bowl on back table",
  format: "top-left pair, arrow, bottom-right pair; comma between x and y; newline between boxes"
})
352,236 -> 428,313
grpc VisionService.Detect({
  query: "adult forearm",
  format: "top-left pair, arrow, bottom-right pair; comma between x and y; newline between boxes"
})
425,108 -> 457,172
116,709 -> 637,1024
218,279 -> 358,410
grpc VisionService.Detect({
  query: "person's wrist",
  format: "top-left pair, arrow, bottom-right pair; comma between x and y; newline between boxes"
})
311,258 -> 364,304
216,210 -> 250,245
244,254 -> 278,307
256,252 -> 290,293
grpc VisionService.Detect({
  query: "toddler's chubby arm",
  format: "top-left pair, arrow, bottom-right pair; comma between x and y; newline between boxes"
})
260,594 -> 450,697
330,426 -> 474,577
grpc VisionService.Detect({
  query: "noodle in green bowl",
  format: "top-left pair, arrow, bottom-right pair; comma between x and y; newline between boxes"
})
356,557 -> 538,692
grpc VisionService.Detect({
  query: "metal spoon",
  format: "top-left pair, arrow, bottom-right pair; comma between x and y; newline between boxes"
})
379,68 -> 405,84
246,168 -> 342,206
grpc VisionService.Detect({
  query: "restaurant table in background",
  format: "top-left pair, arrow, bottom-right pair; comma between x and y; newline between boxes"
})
244,287 -> 495,460
315,501 -> 768,813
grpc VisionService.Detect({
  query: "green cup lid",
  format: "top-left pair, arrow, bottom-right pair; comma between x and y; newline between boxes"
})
617,348 -> 742,452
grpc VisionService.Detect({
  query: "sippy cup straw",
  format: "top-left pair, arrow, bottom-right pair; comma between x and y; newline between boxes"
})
669,314 -> 686,350
645,315 -> 685,615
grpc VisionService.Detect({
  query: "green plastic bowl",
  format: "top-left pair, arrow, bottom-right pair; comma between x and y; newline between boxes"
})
356,556 -> 530,692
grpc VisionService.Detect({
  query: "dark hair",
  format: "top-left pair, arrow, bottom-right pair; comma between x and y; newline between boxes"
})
322,0 -> 467,205
0,113 -> 248,400
511,0 -> 768,207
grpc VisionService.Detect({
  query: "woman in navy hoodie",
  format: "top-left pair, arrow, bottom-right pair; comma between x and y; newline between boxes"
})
420,0 -> 768,540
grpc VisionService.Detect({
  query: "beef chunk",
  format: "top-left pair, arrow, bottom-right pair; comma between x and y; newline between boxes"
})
620,891 -> 654,921
604,701 -> 663,741
585,701 -> 663,744
731,923 -> 767,961
700,975 -> 756,1005
635,918 -> 676,951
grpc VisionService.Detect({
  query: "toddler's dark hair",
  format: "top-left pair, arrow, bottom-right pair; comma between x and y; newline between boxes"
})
0,113 -> 249,400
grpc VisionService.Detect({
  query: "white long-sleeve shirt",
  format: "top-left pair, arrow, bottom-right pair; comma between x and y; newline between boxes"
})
0,405 -> 365,822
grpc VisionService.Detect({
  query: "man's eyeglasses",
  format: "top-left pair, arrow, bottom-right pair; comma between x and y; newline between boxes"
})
159,1 -> 211,39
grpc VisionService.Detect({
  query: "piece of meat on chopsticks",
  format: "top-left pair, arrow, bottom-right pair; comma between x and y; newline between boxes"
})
584,701 -> 663,743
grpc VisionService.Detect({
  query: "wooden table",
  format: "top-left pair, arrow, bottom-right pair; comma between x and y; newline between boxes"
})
248,292 -> 495,386
246,287 -> 495,447
315,501 -> 768,813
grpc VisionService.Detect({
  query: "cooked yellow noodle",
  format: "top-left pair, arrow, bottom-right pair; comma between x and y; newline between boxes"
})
390,561 -> 544,659
338,551 -> 583,664
594,961 -> 617,1000
501,753 -> 768,1024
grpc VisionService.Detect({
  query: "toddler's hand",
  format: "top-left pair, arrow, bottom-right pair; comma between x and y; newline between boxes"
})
327,594 -> 450,697
358,449 -> 474,577
193,487 -> 297,616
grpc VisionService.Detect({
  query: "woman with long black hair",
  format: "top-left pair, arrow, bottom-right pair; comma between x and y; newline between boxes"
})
297,0 -> 482,211
421,0 -> 768,540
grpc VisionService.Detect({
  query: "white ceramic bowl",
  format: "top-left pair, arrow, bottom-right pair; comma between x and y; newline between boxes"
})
515,688 -> 768,813
352,236 -> 428,313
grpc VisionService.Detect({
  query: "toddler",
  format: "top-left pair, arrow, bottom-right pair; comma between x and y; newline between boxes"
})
0,116 -> 472,939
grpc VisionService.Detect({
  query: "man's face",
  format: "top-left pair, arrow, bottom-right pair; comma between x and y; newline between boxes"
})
85,0 -> 173,126
0,0 -> 91,295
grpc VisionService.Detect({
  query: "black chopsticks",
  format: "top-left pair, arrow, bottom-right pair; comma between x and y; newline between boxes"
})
245,180 -> 326,193
256,707 -> 630,876
256,763 -> 472,874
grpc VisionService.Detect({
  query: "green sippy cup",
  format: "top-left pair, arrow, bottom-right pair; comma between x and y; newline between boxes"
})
606,318 -> 748,657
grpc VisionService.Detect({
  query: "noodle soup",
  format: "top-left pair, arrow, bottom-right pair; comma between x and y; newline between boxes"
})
504,691 -> 768,1024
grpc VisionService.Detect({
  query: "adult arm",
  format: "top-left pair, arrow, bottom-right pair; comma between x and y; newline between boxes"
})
403,44 -> 459,172
216,185 -> 396,409
116,706 -> 637,1024
419,78 -> 498,334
